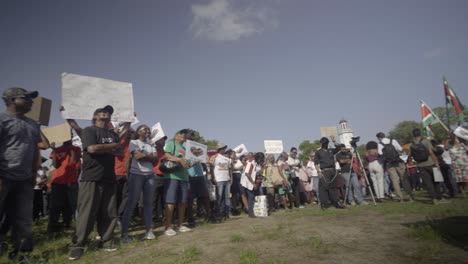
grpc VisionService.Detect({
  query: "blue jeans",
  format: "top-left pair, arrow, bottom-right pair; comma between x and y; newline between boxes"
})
384,172 -> 392,195
244,187 -> 256,215
121,173 -> 155,234
216,181 -> 231,215
341,172 -> 364,204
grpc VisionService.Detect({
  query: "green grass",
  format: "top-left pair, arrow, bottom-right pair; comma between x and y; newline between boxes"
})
407,224 -> 441,241
230,234 -> 245,243
238,249 -> 257,264
176,246 -> 202,264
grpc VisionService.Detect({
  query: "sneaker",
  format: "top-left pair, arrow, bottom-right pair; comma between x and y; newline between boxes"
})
101,241 -> 117,252
143,231 -> 156,240
178,226 -> 192,233
438,198 -> 451,204
164,228 -> 177,237
121,234 -> 132,244
349,201 -> 356,206
95,235 -> 102,241
298,205 -> 305,209
359,201 -> 369,205
69,247 -> 84,260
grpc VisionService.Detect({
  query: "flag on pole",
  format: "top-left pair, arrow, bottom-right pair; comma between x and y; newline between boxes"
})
421,101 -> 435,138
444,76 -> 465,122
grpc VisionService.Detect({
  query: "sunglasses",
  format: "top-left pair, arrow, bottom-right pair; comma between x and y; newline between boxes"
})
138,127 -> 150,132
13,95 -> 33,100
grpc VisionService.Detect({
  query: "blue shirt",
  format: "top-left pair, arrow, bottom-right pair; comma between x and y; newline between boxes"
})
188,163 -> 204,177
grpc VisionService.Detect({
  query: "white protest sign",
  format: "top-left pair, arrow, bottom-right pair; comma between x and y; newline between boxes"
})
61,73 -> 135,122
320,127 -> 338,137
42,123 -> 71,144
233,144 -> 249,156
185,140 -> 208,163
150,122 -> 166,143
264,140 -> 283,154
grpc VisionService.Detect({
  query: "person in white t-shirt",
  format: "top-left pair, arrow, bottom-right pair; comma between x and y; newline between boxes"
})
213,143 -> 232,219
306,153 -> 319,204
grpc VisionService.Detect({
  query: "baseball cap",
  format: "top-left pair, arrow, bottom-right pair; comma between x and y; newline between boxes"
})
454,126 -> 468,141
216,143 -> 227,150
93,105 -> 114,116
2,87 -> 38,101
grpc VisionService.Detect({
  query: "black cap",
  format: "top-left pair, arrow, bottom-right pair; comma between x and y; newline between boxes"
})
2,87 -> 38,101
93,105 -> 114,116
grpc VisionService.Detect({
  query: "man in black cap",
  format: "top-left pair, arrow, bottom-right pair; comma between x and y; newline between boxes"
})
0,87 -> 40,260
314,136 -> 345,209
69,105 -> 123,260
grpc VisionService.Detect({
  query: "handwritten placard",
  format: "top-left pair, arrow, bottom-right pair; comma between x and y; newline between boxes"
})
185,140 -> 208,163
264,140 -> 283,154
320,127 -> 337,137
150,122 -> 166,143
233,144 -> 249,156
42,123 -> 72,144
61,73 -> 135,122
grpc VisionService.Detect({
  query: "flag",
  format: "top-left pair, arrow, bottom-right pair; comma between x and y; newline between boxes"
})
444,76 -> 465,122
421,101 -> 435,138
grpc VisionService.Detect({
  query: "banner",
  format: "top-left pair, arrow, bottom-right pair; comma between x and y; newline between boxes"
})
185,140 -> 208,163
320,127 -> 337,137
61,73 -> 135,122
264,140 -> 283,154
233,144 -> 249,156
42,123 -> 71,144
150,122 -> 166,143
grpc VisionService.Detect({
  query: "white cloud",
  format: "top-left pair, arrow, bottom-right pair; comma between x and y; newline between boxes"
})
190,0 -> 277,42
423,48 -> 442,59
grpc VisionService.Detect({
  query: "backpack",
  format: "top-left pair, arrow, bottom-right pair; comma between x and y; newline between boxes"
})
410,140 -> 429,163
379,139 -> 401,164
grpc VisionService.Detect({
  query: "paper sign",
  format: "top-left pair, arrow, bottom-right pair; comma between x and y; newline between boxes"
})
233,144 -> 249,156
150,122 -> 166,143
25,96 -> 52,126
61,73 -> 135,122
72,136 -> 82,147
320,127 -> 337,137
185,140 -> 208,163
42,123 -> 72,144
264,140 -> 283,154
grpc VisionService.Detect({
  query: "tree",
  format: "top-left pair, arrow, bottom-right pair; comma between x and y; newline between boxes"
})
298,139 -> 321,164
388,121 -> 421,145
192,131 -> 219,149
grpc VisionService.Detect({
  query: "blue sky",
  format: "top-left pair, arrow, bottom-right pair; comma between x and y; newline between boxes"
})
1,0 -> 467,152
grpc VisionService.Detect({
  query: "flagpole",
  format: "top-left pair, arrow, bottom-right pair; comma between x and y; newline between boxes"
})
420,99 -> 450,132
443,76 -> 451,129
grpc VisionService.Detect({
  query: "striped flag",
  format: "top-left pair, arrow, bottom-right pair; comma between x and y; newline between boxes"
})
421,101 -> 435,138
444,76 -> 465,122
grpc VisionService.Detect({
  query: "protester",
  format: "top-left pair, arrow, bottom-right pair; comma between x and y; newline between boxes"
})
162,129 -> 191,236
152,134 -> 167,223
336,145 -> 367,205
287,147 -> 302,208
264,154 -> 284,212
213,143 -> 232,219
48,140 -> 81,234
114,126 -> 133,222
241,152 -> 264,217
376,132 -> 414,202
121,125 -> 158,243
366,141 -> 385,202
314,137 -> 345,209
408,128 -> 449,205
306,154 -> 320,204
69,105 -> 122,260
33,168 -> 48,222
449,127 -> 468,197
406,157 -> 421,191
230,153 -> 244,215
277,152 -> 294,210
297,162 -> 313,204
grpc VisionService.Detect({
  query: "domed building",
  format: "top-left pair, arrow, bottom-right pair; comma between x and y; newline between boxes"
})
338,119 -> 354,148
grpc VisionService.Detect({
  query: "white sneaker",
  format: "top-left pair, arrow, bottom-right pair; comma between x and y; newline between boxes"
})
178,226 -> 192,233
143,231 -> 156,240
164,228 -> 177,237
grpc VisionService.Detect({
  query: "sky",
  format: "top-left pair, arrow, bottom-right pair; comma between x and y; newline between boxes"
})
1,0 -> 467,153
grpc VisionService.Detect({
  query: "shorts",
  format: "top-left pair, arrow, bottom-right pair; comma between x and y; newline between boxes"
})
189,177 -> 209,199
164,178 -> 189,204
230,173 -> 243,195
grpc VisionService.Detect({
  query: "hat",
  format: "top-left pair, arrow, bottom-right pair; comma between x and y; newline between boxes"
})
216,143 -> 227,150
93,105 -> 114,116
2,87 -> 38,101
454,126 -> 468,141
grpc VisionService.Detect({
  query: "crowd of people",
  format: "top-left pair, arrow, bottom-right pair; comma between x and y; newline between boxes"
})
0,87 -> 467,262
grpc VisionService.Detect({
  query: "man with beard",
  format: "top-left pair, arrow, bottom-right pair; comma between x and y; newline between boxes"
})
314,137 -> 345,209
0,88 -> 41,261
69,105 -> 123,260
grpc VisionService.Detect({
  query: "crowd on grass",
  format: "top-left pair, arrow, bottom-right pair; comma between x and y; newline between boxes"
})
0,87 -> 467,262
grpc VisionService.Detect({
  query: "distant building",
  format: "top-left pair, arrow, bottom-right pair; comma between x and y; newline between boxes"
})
338,119 -> 354,148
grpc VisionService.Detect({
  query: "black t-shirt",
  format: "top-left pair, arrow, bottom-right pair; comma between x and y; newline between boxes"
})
314,148 -> 339,170
336,151 -> 352,173
81,126 -> 119,182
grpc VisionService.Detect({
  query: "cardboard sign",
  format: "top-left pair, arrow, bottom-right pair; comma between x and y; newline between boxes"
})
42,123 -> 71,144
185,140 -> 208,163
25,97 -> 52,126
264,140 -> 283,154
233,144 -> 249,156
61,73 -> 135,122
150,122 -> 166,143
72,136 -> 82,147
320,127 -> 337,137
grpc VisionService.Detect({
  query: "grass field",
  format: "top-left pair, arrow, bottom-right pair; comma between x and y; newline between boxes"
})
2,192 -> 468,264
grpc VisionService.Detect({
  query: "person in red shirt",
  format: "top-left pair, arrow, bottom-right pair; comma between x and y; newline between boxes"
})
152,135 -> 167,223
48,140 -> 81,234
115,133 -> 132,220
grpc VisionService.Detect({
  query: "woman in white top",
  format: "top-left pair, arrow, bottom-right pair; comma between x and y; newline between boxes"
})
241,152 -> 265,218
121,125 -> 158,242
